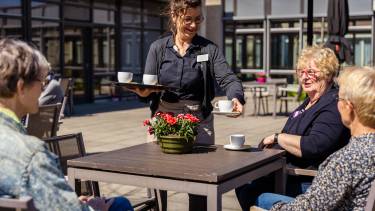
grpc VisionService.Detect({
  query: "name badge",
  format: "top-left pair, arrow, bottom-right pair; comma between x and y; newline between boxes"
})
197,54 -> 209,62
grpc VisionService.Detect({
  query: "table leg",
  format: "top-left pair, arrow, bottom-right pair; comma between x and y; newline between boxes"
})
155,190 -> 167,211
67,168 -> 76,191
207,185 -> 221,211
274,158 -> 286,194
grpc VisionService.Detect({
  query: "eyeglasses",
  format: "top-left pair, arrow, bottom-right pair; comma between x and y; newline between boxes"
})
336,96 -> 346,101
296,68 -> 320,78
182,15 -> 204,25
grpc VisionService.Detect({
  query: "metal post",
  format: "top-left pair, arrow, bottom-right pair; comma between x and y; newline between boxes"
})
307,0 -> 313,46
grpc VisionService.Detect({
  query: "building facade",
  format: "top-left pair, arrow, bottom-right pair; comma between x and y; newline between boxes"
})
0,0 -> 168,103
221,0 -> 374,80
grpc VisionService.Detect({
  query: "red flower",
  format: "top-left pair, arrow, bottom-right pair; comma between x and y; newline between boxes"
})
143,119 -> 150,126
166,115 -> 177,125
144,112 -> 200,140
184,114 -> 199,123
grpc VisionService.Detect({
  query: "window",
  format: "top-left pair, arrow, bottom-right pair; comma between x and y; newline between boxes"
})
270,34 -> 299,70
122,29 -> 141,75
93,9 -> 115,24
0,0 -> 22,15
0,18 -> 22,39
225,37 -> 233,67
64,5 -> 90,21
31,1 -> 60,19
246,35 -> 263,69
32,21 -> 60,73
122,1 -> 141,28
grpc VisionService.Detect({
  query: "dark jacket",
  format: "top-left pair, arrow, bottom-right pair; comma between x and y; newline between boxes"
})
282,86 -> 350,168
143,34 -> 245,118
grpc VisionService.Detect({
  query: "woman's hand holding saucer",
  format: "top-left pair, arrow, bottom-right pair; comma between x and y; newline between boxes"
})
229,98 -> 243,118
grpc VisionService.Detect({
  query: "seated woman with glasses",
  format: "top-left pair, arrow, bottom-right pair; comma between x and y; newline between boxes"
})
38,71 -> 64,106
0,38 -> 133,211
255,67 -> 375,210
236,45 -> 351,210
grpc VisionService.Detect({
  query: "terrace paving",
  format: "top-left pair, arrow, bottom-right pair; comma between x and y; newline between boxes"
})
59,97 -> 296,211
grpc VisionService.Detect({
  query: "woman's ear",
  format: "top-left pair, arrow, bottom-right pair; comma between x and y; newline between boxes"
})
16,79 -> 26,96
346,101 -> 356,121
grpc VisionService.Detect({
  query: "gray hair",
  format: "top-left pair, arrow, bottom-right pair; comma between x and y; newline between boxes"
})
0,39 -> 50,98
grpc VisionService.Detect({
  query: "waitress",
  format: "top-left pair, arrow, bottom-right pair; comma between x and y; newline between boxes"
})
132,0 -> 245,146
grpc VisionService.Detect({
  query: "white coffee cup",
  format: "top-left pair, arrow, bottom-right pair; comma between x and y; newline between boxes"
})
143,74 -> 158,85
117,72 -> 133,83
214,100 -> 233,112
229,134 -> 245,149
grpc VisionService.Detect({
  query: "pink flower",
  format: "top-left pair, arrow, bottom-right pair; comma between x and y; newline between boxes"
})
177,114 -> 184,119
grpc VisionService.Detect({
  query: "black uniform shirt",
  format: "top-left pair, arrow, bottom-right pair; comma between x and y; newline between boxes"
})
144,34 -> 245,105
159,36 -> 204,102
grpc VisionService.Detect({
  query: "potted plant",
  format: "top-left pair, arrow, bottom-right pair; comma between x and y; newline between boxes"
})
143,112 -> 200,154
255,72 -> 267,83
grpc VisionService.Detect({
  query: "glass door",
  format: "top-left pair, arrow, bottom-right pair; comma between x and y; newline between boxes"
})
63,25 -> 93,103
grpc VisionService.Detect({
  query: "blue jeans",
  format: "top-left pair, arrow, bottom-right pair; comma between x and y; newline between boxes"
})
235,174 -> 312,211
256,193 -> 294,210
109,197 -> 134,211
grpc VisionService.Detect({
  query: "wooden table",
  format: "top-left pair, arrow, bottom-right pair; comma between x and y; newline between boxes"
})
68,143 -> 286,211
243,80 -> 287,118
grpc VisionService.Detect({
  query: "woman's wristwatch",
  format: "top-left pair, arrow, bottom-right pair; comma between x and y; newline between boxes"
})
274,133 -> 279,144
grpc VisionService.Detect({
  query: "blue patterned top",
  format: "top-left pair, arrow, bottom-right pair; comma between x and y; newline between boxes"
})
0,110 -> 93,211
271,133 -> 375,210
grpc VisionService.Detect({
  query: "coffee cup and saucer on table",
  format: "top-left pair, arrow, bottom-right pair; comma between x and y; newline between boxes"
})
224,134 -> 251,150
212,100 -> 241,117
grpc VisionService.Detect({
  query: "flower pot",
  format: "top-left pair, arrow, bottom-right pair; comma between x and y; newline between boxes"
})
159,135 -> 195,154
256,77 -> 266,83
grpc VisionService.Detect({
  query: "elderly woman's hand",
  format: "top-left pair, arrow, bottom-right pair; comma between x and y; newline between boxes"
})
262,134 -> 277,146
85,197 -> 114,211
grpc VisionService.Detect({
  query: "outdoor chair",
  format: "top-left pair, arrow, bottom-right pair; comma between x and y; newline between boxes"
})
278,84 -> 303,114
42,133 -> 100,196
365,180 -> 375,211
43,133 -> 159,210
59,78 -> 74,118
0,195 -> 36,211
249,86 -> 270,116
25,103 -> 61,139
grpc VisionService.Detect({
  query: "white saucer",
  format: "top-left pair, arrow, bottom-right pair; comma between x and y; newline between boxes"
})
224,144 -> 251,151
212,111 -> 241,117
